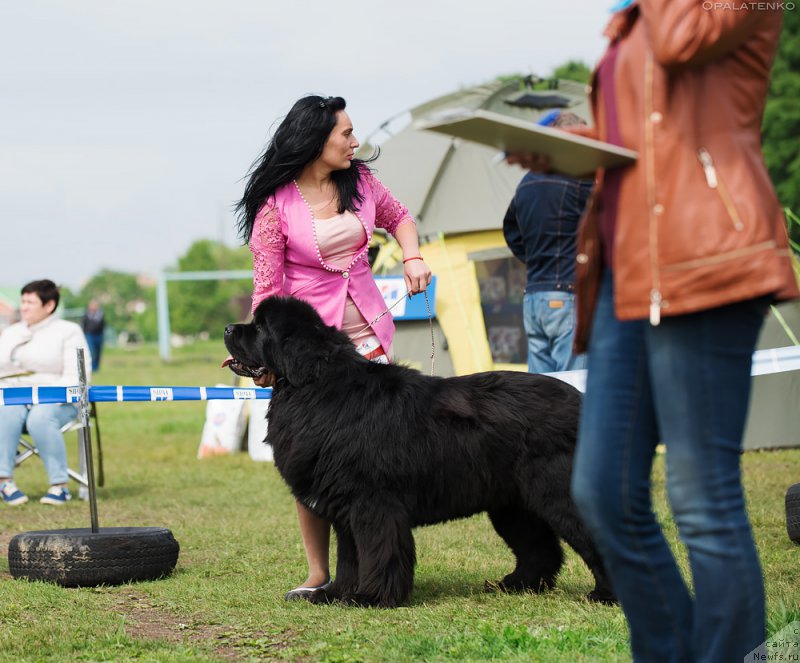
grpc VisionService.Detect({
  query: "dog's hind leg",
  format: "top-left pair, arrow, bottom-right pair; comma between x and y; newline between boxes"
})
523,460 -> 616,604
344,501 -> 416,608
529,498 -> 616,604
549,519 -> 616,604
487,508 -> 563,593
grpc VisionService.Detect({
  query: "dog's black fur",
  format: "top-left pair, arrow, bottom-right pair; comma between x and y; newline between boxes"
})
224,296 -> 614,608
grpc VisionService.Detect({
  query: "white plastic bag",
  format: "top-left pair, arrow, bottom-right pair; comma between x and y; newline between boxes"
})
246,397 -> 273,462
197,385 -> 247,459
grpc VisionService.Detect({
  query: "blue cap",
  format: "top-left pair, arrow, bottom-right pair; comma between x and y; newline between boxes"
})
609,0 -> 636,12
537,110 -> 561,127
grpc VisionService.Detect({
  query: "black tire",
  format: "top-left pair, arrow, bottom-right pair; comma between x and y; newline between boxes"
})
787,484 -> 800,544
8,527 -> 179,587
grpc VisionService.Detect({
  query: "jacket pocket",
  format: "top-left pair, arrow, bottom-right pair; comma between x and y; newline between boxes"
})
287,274 -> 325,297
697,147 -> 744,232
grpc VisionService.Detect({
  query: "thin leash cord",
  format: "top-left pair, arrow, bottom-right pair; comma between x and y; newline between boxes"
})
423,290 -> 435,376
354,290 -> 435,376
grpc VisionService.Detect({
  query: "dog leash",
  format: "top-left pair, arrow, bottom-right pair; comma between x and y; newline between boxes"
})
356,290 -> 436,376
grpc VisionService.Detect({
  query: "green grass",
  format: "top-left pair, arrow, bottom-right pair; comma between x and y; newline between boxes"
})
1,340 -> 799,661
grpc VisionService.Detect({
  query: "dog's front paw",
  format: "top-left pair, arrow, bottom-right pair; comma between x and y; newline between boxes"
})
304,587 -> 335,604
586,589 -> 617,605
337,593 -> 369,607
484,577 -> 553,594
338,593 -> 397,608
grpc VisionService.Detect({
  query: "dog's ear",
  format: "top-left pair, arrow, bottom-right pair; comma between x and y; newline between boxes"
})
257,297 -> 335,388
280,347 -> 325,387
276,319 -> 338,387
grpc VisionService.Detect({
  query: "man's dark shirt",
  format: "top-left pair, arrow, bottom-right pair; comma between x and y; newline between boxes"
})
81,310 -> 105,336
503,173 -> 592,293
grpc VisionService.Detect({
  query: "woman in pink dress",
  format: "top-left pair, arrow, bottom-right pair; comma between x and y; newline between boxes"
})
235,95 -> 431,600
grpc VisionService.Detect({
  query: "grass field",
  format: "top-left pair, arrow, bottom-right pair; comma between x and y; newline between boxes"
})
1,340 -> 799,662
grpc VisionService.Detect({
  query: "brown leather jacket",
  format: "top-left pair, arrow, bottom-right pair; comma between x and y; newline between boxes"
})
574,1 -> 799,352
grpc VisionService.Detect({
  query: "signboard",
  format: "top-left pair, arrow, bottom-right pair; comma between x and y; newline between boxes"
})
374,276 -> 437,320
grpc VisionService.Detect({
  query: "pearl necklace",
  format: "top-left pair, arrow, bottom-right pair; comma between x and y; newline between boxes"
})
292,179 -> 372,279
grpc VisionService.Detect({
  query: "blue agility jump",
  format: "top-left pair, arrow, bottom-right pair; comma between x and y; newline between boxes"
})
1,345 -> 799,407
0,385 -> 272,407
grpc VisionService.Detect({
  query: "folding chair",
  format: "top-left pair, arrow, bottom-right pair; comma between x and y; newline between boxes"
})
15,402 -> 104,501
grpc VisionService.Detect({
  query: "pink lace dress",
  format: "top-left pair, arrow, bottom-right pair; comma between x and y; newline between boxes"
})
314,211 -> 390,361
249,167 -> 415,358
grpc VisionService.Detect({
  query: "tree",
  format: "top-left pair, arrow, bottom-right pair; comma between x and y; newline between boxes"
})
552,60 -> 592,84
69,270 -> 155,340
167,239 -> 252,337
62,240 -> 253,344
496,62 -> 593,90
763,8 -> 800,249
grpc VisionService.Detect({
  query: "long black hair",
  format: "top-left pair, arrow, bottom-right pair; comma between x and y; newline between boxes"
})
235,95 -> 375,244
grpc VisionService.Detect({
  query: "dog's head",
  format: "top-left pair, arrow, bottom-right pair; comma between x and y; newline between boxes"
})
223,296 -> 354,387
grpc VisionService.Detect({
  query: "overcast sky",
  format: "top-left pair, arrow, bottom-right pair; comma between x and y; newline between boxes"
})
0,1 -> 610,291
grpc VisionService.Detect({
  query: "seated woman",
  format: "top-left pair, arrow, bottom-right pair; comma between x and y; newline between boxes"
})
0,279 -> 92,506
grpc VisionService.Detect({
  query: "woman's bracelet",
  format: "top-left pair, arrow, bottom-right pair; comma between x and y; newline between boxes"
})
403,256 -> 423,264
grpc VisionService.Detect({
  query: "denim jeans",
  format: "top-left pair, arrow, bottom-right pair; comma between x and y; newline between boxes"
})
0,403 -> 78,485
85,333 -> 103,372
571,272 -> 767,663
523,291 -> 587,373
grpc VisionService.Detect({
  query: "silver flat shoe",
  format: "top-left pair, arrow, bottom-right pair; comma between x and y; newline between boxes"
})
284,578 -> 332,602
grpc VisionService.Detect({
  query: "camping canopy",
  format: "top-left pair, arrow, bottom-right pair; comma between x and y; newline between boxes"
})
359,77 -> 591,238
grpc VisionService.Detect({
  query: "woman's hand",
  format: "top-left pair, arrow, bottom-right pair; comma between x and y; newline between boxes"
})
253,371 -> 277,388
393,221 -> 432,295
403,258 -> 432,296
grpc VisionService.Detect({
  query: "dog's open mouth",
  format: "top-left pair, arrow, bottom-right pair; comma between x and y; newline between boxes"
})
221,356 -> 266,379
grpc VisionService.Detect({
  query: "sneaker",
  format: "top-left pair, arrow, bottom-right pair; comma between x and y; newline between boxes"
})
1,480 -> 29,506
40,486 -> 71,505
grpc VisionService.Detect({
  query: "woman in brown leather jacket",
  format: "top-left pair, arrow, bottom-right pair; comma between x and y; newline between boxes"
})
562,3 -> 798,662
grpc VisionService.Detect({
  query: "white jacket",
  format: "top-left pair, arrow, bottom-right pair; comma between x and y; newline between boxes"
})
0,315 -> 92,387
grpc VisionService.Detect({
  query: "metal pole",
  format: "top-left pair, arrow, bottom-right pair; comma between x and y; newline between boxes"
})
76,349 -> 100,532
156,273 -> 171,363
157,269 -> 253,363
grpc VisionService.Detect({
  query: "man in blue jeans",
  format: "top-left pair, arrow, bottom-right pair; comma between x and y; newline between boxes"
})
503,111 -> 592,373
81,299 -> 105,372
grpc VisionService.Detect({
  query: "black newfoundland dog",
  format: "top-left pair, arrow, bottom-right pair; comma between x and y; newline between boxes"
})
223,296 -> 614,608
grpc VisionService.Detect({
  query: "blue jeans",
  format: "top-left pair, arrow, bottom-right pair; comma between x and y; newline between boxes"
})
0,403 -> 78,485
571,272 -> 767,662
86,333 -> 103,372
523,291 -> 587,373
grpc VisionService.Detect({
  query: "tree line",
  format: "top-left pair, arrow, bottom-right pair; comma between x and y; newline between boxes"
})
62,240 -> 253,343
